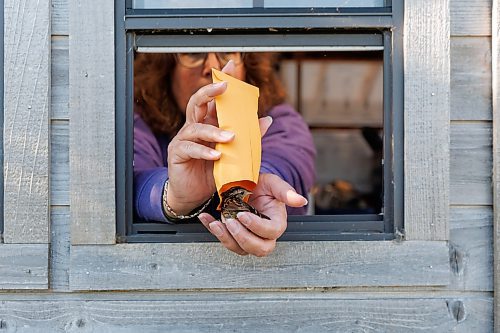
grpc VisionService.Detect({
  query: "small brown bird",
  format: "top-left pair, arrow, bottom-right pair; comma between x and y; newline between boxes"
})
220,186 -> 270,220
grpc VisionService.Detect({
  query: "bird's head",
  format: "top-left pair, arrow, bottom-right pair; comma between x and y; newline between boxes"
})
223,186 -> 253,201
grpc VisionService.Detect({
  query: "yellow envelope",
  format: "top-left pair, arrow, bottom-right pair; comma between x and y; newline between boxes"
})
212,68 -> 261,205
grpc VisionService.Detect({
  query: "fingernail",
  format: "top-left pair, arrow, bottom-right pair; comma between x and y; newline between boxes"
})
225,218 -> 240,235
237,212 -> 250,226
209,222 -> 224,237
220,130 -> 234,140
198,214 -> 208,224
210,149 -> 221,158
264,116 -> 273,126
213,81 -> 226,88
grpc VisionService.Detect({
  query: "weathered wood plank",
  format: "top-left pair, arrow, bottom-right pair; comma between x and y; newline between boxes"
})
492,0 -> 499,331
0,244 -> 48,289
70,241 -> 449,290
451,37 -> 492,121
51,36 -> 69,120
0,295 -> 492,332
450,123 -> 492,205
449,206 -> 493,291
297,60 -> 383,127
404,0 -> 449,240
451,0 -> 492,37
50,121 -> 69,206
4,0 -> 51,243
69,1 -> 116,244
51,0 -> 68,36
50,206 -> 70,291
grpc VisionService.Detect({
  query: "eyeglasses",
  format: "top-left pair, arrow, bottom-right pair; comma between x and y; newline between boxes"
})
175,52 -> 244,69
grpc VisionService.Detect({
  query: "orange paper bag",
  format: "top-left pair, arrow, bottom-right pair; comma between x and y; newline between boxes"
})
212,68 -> 261,204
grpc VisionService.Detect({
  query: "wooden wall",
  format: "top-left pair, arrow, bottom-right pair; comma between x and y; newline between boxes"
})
0,0 -> 495,331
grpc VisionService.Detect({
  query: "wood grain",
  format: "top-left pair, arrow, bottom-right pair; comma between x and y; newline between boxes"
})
0,295 -> 492,332
70,241 -> 449,291
51,0 -> 69,36
492,0 -> 499,331
0,244 -> 48,289
51,36 -> 69,120
50,121 -> 69,206
50,206 -> 70,291
451,37 -> 492,121
451,0 -> 492,36
69,0 -> 116,244
3,0 -> 51,243
450,123 -> 492,205
449,207 -> 493,291
404,0 -> 450,240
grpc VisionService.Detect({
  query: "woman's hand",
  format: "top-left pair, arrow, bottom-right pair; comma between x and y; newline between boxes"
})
198,173 -> 308,257
166,79 -> 232,215
166,60 -> 273,216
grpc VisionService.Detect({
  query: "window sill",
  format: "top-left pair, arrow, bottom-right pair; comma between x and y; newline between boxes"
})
69,240 -> 449,291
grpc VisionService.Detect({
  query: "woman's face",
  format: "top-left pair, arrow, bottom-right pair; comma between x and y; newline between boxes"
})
172,53 -> 246,112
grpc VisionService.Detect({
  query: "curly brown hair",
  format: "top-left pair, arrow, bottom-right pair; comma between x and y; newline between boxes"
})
134,52 -> 286,136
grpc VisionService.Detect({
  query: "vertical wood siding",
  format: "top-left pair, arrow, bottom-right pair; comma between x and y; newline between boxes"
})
69,0 -> 116,244
404,1 -> 450,240
3,0 -> 50,243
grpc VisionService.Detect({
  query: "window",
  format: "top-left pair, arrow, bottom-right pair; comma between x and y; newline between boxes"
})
70,0 -> 450,291
117,1 -> 403,242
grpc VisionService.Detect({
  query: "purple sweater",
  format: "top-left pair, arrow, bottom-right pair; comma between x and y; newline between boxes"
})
134,103 -> 316,222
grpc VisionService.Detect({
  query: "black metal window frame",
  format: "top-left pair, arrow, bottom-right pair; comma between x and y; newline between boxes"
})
116,0 -> 404,243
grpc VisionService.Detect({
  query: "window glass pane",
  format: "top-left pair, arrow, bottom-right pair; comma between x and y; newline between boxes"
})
132,0 -> 253,9
265,0 -> 385,7
278,52 -> 383,215
132,50 -> 383,219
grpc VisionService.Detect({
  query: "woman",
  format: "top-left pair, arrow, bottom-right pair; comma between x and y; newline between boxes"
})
134,52 -> 316,256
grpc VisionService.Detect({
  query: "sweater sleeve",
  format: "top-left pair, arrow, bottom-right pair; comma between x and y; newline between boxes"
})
261,104 -> 316,215
133,112 -> 170,223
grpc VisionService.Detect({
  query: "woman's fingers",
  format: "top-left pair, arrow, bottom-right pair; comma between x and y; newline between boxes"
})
203,99 -> 218,127
177,122 -> 234,144
168,140 -> 221,163
168,123 -> 235,163
258,174 -> 308,208
223,218 -> 277,257
221,59 -> 236,76
186,81 -> 227,124
236,211 -> 286,240
258,116 -> 273,137
199,212 -> 280,257
198,213 -> 248,256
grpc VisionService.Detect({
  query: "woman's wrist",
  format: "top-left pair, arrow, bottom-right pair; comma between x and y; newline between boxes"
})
162,179 -> 213,221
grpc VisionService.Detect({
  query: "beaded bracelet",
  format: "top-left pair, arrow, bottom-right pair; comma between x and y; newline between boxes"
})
162,179 -> 214,221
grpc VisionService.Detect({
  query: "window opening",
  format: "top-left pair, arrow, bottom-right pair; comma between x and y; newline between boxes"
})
116,1 -> 403,243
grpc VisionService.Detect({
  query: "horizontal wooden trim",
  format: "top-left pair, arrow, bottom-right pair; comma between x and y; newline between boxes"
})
0,244 -> 48,290
451,0 -> 492,37
70,241 -> 449,291
450,122 -> 493,205
0,295 -> 491,331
